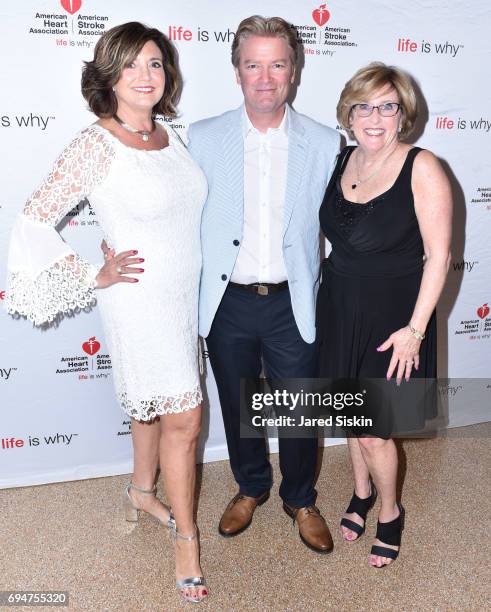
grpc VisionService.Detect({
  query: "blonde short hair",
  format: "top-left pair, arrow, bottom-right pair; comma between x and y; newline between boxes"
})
231,15 -> 298,67
337,62 -> 417,139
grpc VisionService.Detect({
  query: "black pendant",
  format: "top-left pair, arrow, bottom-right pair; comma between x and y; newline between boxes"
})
351,183 -> 357,189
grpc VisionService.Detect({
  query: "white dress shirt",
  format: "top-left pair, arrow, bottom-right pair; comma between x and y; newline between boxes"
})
230,106 -> 289,284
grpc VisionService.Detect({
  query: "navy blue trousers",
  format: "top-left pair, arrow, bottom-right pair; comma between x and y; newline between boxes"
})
206,285 -> 319,507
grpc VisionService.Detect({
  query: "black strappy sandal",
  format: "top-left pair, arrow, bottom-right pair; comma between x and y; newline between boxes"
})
370,503 -> 405,567
340,483 -> 377,540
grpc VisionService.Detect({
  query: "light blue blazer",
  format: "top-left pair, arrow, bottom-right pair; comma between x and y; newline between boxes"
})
188,105 -> 340,343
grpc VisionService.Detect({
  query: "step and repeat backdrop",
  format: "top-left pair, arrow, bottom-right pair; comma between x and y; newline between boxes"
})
1,1 -> 490,488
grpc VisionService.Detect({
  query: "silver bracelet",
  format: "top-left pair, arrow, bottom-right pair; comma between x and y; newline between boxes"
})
408,323 -> 425,340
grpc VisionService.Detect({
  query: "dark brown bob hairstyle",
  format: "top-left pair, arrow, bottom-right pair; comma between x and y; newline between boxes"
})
81,22 -> 181,118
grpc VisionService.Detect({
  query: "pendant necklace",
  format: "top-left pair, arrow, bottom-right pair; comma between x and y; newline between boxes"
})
114,114 -> 155,142
351,148 -> 395,190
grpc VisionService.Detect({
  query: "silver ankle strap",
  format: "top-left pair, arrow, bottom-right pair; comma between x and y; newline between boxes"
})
173,525 -> 197,541
176,576 -> 206,588
127,482 -> 157,495
167,512 -> 177,531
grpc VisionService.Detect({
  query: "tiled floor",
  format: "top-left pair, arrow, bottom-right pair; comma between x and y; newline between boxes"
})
1,422 -> 489,611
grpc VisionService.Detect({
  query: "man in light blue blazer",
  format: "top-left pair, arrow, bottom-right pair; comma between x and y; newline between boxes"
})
188,16 -> 340,553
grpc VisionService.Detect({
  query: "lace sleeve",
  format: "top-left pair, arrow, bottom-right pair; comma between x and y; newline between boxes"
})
6,126 -> 115,326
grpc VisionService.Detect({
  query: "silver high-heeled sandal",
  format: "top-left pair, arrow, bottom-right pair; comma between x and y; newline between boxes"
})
173,525 -> 208,604
123,482 -> 175,530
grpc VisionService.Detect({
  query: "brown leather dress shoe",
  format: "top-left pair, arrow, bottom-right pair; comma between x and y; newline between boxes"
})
218,491 -> 269,537
283,503 -> 334,554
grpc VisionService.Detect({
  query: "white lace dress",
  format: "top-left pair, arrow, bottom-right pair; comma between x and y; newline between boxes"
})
6,124 -> 207,421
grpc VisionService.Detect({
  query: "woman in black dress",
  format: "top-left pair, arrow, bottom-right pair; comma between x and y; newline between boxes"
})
317,63 -> 452,567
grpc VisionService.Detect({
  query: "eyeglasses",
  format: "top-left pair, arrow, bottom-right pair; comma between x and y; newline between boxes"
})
351,103 -> 401,117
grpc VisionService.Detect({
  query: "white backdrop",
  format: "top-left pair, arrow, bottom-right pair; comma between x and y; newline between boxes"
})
1,0 -> 490,488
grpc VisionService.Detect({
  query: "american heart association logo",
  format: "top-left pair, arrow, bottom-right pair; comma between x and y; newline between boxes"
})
61,0 -> 82,15
82,337 -> 101,355
477,303 -> 489,319
312,4 -> 330,27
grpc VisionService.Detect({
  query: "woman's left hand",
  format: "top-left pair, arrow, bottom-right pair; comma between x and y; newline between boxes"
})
377,327 -> 422,384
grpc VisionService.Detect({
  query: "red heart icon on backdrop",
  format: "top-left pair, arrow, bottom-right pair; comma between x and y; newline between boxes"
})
477,303 -> 489,319
61,0 -> 82,15
312,5 -> 330,26
82,337 -> 101,355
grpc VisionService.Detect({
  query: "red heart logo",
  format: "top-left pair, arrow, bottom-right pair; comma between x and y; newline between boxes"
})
61,0 -> 82,15
82,337 -> 101,355
312,4 -> 330,26
477,303 -> 489,319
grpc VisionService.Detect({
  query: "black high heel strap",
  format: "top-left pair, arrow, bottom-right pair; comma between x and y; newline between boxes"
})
370,503 -> 405,563
340,518 -> 365,536
340,485 -> 377,537
345,486 -> 377,519
371,545 -> 399,560
374,504 -> 405,547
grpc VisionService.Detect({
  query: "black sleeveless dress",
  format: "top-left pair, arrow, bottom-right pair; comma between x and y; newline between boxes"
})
317,146 -> 438,436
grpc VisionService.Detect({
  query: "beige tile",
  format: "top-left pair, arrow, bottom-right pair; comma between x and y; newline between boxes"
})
1,423 -> 489,611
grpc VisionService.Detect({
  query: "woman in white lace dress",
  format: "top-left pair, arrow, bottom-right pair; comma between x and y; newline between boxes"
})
6,23 -> 208,603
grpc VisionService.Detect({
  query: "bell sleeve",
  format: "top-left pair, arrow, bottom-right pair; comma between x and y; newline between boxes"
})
5,127 -> 114,326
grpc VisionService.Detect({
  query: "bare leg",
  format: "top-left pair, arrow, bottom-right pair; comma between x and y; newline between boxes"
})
128,417 -> 172,523
341,437 -> 371,541
159,405 -> 207,600
357,437 -> 400,567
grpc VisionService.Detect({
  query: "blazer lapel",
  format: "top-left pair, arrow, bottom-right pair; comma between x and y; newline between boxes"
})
284,108 -> 308,234
221,108 -> 244,224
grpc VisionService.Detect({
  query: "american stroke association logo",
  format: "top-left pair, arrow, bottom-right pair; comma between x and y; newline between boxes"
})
28,0 -> 110,44
454,303 -> 491,340
477,303 -> 490,319
293,3 -> 358,59
312,4 -> 330,26
56,337 -> 112,380
82,336 -> 100,355
61,0 -> 82,14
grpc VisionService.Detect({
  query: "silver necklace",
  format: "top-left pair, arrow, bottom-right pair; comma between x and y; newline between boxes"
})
352,148 -> 395,190
114,114 -> 155,142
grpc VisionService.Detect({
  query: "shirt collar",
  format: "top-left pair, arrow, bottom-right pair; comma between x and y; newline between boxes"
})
242,104 -> 290,138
